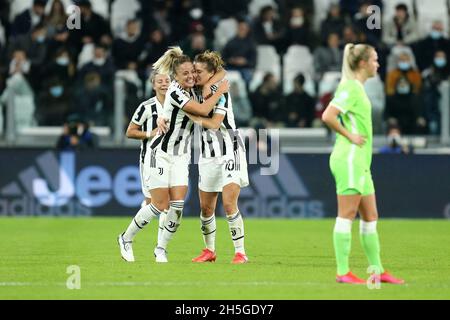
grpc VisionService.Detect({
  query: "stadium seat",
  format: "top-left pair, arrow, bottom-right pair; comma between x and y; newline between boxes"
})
364,74 -> 385,134
415,0 -> 449,37
111,0 -> 141,37
0,20 -> 5,47
226,70 -> 249,99
9,0 -> 33,22
76,43 -> 95,69
256,45 -> 281,81
248,70 -> 265,92
90,0 -> 109,19
283,45 -> 315,95
313,0 -> 334,31
213,18 -> 238,51
248,0 -> 278,17
318,71 -> 341,96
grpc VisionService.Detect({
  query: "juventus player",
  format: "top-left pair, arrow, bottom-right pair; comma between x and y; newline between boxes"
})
148,47 -> 229,262
187,51 -> 249,264
117,72 -> 170,262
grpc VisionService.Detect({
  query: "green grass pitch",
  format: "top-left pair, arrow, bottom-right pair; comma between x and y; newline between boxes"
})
0,218 -> 449,299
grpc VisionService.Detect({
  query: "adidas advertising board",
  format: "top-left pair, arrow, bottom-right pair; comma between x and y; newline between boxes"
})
0,149 -> 449,218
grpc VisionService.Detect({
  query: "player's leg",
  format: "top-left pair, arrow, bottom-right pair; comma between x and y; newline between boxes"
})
223,183 -> 248,264
192,190 -> 219,262
154,185 -> 188,262
330,160 -> 365,283
334,193 -> 364,283
140,195 -> 167,248
118,164 -> 163,262
359,193 -> 404,284
193,157 -> 221,262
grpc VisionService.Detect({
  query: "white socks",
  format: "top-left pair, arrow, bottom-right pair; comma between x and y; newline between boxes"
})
227,211 -> 245,254
360,220 -> 377,234
334,217 -> 353,233
200,213 -> 216,252
158,200 -> 184,250
123,203 -> 162,241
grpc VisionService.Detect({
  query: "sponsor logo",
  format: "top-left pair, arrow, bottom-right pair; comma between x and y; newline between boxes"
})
0,151 -> 142,216
234,154 -> 325,218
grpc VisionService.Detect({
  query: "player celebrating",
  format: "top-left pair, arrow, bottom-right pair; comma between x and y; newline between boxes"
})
186,51 -> 249,264
149,47 -> 229,263
322,43 -> 404,284
117,72 -> 170,262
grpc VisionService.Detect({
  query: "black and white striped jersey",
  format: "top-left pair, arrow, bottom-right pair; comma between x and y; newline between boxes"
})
150,80 -> 196,156
199,84 -> 245,158
131,96 -> 163,164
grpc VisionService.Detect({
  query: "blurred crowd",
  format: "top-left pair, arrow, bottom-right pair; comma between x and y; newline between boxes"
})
0,0 -> 449,137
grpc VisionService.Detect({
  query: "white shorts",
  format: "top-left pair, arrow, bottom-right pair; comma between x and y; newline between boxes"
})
198,149 -> 249,193
143,148 -> 190,190
139,161 -> 151,199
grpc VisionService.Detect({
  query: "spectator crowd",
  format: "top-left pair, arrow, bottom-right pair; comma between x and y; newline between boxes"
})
0,0 -> 449,136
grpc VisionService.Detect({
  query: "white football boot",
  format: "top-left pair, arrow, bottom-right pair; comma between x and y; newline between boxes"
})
154,247 -> 168,263
117,233 -> 135,262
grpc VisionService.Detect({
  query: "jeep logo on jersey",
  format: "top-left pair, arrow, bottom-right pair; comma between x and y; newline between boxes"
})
0,151 -> 142,216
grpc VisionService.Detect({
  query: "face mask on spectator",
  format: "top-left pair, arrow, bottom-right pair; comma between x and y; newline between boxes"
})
93,58 -> 106,66
397,83 -> 411,94
434,57 -> 447,68
290,16 -> 304,27
398,61 -> 411,71
50,85 -> 64,97
36,35 -> 45,43
190,8 -> 203,20
10,59 -> 31,74
56,56 -> 69,66
430,30 -> 442,40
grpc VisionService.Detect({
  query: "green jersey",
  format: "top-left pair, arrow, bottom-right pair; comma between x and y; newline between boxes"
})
329,79 -> 373,169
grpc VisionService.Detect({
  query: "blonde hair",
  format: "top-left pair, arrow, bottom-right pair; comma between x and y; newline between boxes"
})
194,50 -> 225,73
152,46 -> 191,77
149,70 -> 169,84
340,43 -> 374,84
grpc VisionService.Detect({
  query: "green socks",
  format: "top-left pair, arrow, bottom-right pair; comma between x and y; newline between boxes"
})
360,220 -> 384,274
333,217 -> 353,276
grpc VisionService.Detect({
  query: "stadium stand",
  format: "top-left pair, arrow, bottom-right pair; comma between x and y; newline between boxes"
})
0,0 -> 449,149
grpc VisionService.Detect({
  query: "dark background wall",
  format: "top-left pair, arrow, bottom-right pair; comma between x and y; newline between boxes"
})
0,149 -> 449,218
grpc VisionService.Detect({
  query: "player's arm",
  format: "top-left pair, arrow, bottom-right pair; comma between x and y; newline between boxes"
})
203,68 -> 227,98
321,104 -> 366,146
185,112 -> 225,130
126,122 -> 157,140
183,80 -> 229,116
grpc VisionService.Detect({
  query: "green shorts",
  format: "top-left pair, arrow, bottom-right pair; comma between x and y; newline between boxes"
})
330,159 -> 375,196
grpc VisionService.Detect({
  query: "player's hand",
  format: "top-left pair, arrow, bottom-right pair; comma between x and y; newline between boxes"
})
185,113 -> 202,125
202,85 -> 212,99
157,116 -> 169,134
217,79 -> 230,94
348,133 -> 366,146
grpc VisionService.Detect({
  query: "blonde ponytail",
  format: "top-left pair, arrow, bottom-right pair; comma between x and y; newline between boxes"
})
340,43 -> 374,85
340,43 -> 355,84
153,46 -> 186,76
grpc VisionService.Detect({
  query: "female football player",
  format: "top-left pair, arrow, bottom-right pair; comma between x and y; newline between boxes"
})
322,43 -> 404,284
187,51 -> 249,264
